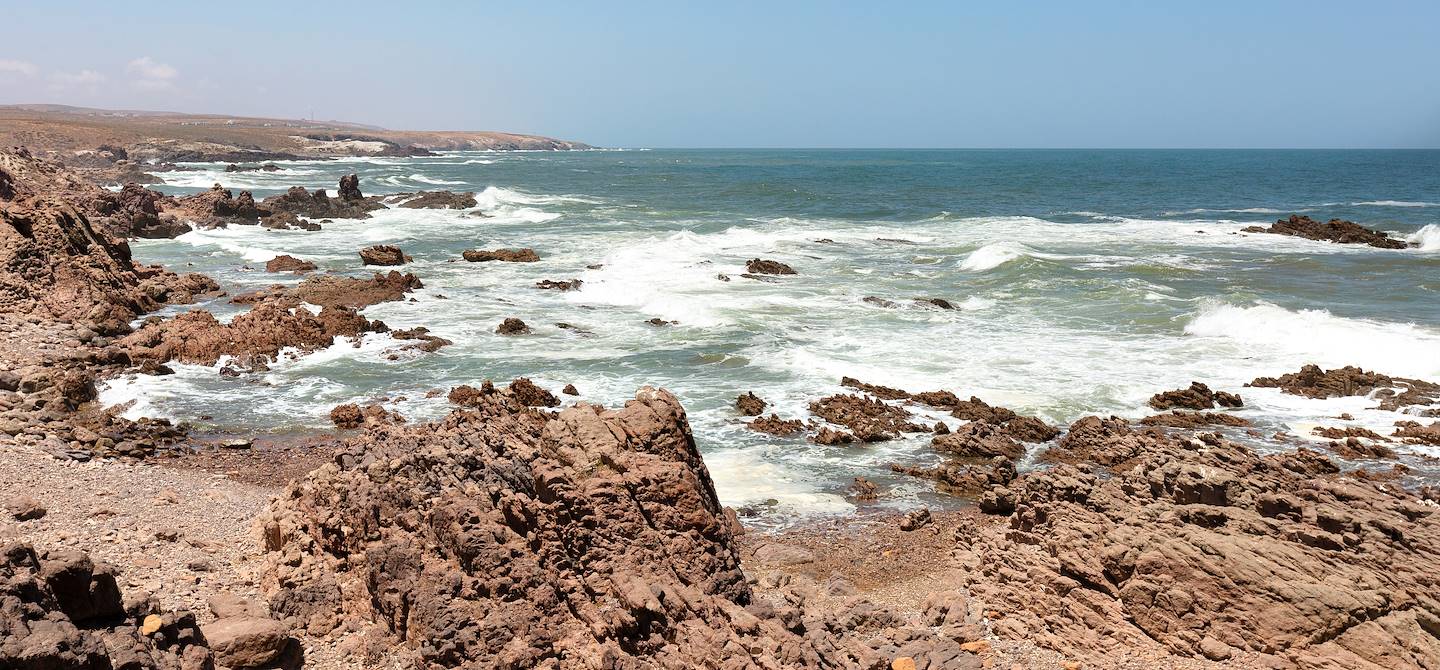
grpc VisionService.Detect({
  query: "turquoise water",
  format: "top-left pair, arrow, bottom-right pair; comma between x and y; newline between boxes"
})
108,150 -> 1440,522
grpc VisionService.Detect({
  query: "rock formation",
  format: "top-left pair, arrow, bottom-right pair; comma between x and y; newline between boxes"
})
463,248 -> 540,262
358,245 -> 411,266
258,387 -> 976,668
1242,214 -> 1409,249
122,300 -> 384,366
1147,381 -> 1243,410
745,258 -> 796,275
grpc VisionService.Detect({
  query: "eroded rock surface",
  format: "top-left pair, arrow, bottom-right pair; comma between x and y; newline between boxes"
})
1250,364 -> 1440,412
1242,214 -> 1408,249
257,387 -> 967,668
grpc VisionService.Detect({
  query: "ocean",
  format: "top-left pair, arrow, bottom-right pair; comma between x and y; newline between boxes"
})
107,149 -> 1440,524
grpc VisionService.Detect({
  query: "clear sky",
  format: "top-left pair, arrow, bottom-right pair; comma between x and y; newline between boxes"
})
2,1 -> 1438,148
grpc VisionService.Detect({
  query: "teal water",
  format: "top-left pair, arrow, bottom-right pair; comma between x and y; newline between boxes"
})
109,149 -> 1440,523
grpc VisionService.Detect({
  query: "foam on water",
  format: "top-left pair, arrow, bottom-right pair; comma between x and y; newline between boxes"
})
1407,224 -> 1440,251
1352,200 -> 1440,208
959,242 -> 1026,271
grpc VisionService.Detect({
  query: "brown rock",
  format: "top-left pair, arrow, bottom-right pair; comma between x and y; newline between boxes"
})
736,391 -> 767,416
1148,381 -> 1243,410
463,248 -> 540,262
562,383 -> 579,396
121,301 -> 383,366
745,258 -> 796,275
747,414 -> 807,436
264,255 -> 316,273
6,495 -> 45,521
358,244 -> 411,266
932,422 -> 1025,460
204,617 -> 288,669
496,317 -> 530,335
809,393 -> 925,441
1241,214 -> 1408,249
840,376 -> 911,400
508,378 -> 559,407
293,271 -> 423,308
1250,364 -> 1440,412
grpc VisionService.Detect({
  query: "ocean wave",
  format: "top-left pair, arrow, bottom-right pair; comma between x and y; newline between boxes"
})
175,228 -> 279,263
1407,224 -> 1440,251
1184,301 -> 1440,380
959,242 -> 1027,271
1351,200 -> 1440,208
1162,207 -> 1293,216
408,173 -> 466,186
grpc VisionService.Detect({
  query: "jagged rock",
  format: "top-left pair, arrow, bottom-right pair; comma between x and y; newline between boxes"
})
257,388 -> 965,667
932,421 -> 1025,460
121,300 -> 383,366
1139,411 -> 1252,428
840,376 -> 911,400
390,327 -> 451,353
745,258 -> 796,275
338,173 -> 363,201
462,248 -> 540,262
812,427 -> 856,445
261,178 -> 384,219
264,255 -> 317,273
388,191 -> 478,209
810,394 -> 926,441
358,244 -> 411,266
747,414 -> 806,436
956,424 -> 1440,668
892,456 -> 1016,497
329,403 -> 402,429
168,184 -> 262,228
736,391 -> 767,416
1250,364 -> 1440,411
1241,214 -> 1408,249
562,383 -> 579,396
535,278 -> 582,291
292,271 -> 423,308
1148,381 -> 1243,410
0,543 -> 214,669
495,317 -> 530,335
1393,420 -> 1440,446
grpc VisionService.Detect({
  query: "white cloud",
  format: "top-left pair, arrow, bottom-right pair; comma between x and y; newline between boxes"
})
126,56 -> 177,80
0,59 -> 38,77
48,69 -> 106,89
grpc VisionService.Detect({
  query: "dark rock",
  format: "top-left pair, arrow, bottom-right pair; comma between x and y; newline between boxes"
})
1241,214 -> 1408,249
745,258 -> 796,275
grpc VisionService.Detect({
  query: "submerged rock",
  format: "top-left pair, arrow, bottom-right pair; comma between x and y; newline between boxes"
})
495,317 -> 530,335
358,244 -> 411,266
745,258 -> 796,275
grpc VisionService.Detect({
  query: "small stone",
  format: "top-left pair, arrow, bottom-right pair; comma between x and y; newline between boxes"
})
220,438 -> 252,449
960,640 -> 990,654
6,495 -> 45,520
140,614 -> 163,635
891,657 -> 917,670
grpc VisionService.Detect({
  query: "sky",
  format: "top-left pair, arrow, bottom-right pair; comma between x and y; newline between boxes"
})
1,1 -> 1438,148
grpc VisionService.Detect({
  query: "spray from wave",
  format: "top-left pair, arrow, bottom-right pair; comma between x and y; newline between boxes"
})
1406,224 -> 1440,251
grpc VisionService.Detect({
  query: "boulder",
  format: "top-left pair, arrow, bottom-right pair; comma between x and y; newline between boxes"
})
463,248 -> 540,262
358,244 -> 411,266
264,255 -> 317,273
496,317 -> 530,335
1148,381 -> 1243,410
745,258 -> 796,275
736,391 -> 767,416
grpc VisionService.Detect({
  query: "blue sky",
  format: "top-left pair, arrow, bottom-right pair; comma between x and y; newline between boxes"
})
2,1 -> 1437,148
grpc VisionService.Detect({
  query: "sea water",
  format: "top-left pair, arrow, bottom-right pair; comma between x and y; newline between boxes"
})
105,149 -> 1440,524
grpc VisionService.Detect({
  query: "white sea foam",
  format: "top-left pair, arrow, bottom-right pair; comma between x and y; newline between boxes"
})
1406,224 -> 1440,251
1351,200 -> 1440,208
408,173 -> 466,186
959,242 -> 1026,271
1184,301 -> 1440,380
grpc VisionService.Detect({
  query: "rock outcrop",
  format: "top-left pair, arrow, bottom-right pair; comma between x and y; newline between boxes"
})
1147,381 -> 1243,410
358,245 -> 411,266
745,258 -> 796,275
462,248 -> 540,263
1250,364 -> 1440,412
1,543 -> 216,670
258,387 -> 970,668
736,391 -> 767,416
122,300 -> 384,366
265,255 -> 317,274
958,424 -> 1440,669
0,146 -> 221,335
292,271 -> 423,309
809,394 -> 926,442
167,184 -> 263,228
1242,214 -> 1409,249
260,177 -> 385,220
387,191 -> 478,209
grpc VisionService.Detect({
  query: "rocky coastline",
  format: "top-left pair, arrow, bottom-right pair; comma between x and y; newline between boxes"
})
3,146 -> 1439,669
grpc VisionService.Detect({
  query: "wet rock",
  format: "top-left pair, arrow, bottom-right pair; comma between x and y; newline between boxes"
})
329,403 -> 402,429
812,427 -> 857,445
840,376 -> 911,400
645,318 -> 677,327
932,421 -> 1025,460
264,254 -> 317,273
1312,425 -> 1389,442
810,393 -> 926,441
338,173 -> 363,201
562,383 -> 579,396
259,210 -> 321,231
736,391 -> 767,416
849,477 -> 880,501
292,271 -> 423,309
463,248 -> 540,262
358,244 -> 411,266
1241,214 -> 1408,249
1249,364 -> 1440,411
941,396 -> 1059,443
745,258 -> 796,275
508,377 -> 559,407
535,278 -> 583,291
390,191 -> 478,209
390,326 -> 452,353
862,296 -> 898,308
1148,381 -> 1243,410
747,414 -> 807,436
894,457 -> 1017,498
496,317 -> 530,335
121,300 -> 384,365
914,297 -> 954,309
1392,420 -> 1440,446
1140,411 -> 1252,428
